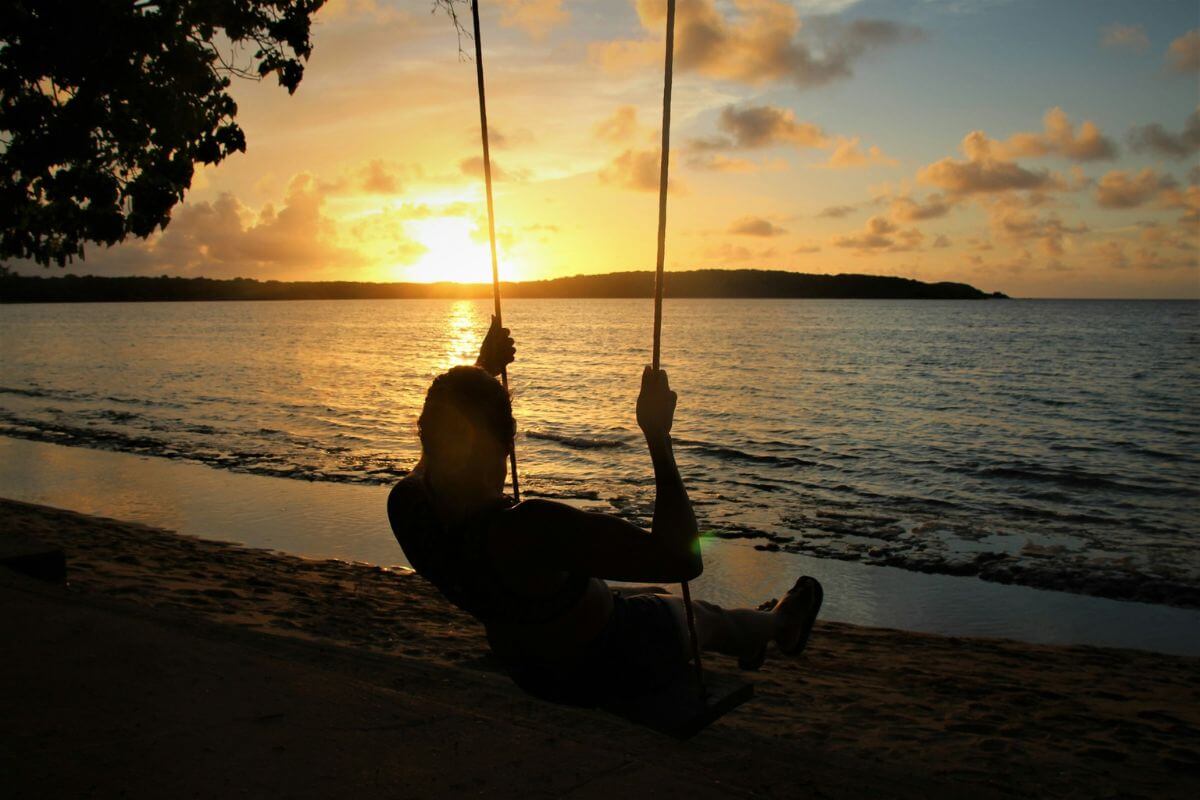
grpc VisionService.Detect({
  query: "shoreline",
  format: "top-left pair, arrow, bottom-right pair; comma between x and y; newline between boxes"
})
1,429 -> 1194,611
3,497 -> 1198,798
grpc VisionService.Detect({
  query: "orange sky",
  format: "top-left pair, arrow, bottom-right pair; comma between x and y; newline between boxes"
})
25,0 -> 1200,298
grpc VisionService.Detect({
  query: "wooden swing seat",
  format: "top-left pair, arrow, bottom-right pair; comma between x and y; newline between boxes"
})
603,669 -> 754,740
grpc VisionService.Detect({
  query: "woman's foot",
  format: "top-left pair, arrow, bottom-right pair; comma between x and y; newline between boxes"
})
737,577 -> 823,670
774,576 -> 823,655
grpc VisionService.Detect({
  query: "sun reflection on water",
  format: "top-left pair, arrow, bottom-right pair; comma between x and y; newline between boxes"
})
442,300 -> 483,372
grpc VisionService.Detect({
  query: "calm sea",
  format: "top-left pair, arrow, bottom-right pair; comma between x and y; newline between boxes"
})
1,298 -> 1197,607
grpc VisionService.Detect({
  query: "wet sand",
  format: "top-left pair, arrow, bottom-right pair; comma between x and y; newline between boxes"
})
3,498 -> 1198,798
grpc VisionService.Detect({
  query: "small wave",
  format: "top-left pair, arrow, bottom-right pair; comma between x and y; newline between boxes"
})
978,463 -> 1170,494
93,408 -> 140,423
675,438 -> 817,469
0,385 -> 88,401
527,430 -> 628,449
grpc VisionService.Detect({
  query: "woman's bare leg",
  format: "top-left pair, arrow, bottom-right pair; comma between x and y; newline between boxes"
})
660,595 -> 777,661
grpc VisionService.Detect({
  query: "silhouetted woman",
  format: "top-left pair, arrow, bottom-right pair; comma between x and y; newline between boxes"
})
388,318 -> 822,705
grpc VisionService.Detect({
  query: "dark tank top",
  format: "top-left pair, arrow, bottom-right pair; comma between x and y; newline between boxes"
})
387,475 -> 590,626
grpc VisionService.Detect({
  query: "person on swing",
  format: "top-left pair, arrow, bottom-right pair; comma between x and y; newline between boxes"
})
388,317 -> 823,706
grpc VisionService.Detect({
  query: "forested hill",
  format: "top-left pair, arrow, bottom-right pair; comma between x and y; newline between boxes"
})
0,269 -> 1007,302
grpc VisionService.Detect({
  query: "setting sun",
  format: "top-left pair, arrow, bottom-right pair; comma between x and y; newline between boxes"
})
400,216 -> 526,284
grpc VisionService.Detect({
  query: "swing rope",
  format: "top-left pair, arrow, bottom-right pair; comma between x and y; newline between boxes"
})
471,0 -> 520,503
650,0 -> 705,695
471,0 -> 704,694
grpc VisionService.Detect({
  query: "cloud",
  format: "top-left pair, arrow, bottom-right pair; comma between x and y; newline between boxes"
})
1100,24 -> 1149,52
1167,29 -> 1200,73
1128,109 -> 1200,159
1091,222 -> 1199,272
988,204 -> 1088,257
360,159 -> 402,193
831,215 -> 914,251
704,242 -> 778,262
933,234 -> 951,248
594,106 -> 639,143
486,126 -> 535,149
918,132 -> 1058,194
1094,168 -> 1175,209
793,243 -> 822,254
693,104 -> 829,150
817,204 -> 856,218
496,0 -> 569,40
591,0 -> 921,89
728,216 -> 787,237
995,108 -> 1118,162
889,194 -> 951,221
825,136 -> 897,168
459,156 -> 528,182
599,148 -> 682,193
1159,184 -> 1200,224
688,104 -> 892,170
151,174 -> 364,276
685,153 -> 781,173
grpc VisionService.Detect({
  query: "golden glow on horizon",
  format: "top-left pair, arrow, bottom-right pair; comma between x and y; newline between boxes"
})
400,216 -> 528,284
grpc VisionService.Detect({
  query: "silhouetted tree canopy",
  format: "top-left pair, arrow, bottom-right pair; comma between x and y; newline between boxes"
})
0,0 -> 326,267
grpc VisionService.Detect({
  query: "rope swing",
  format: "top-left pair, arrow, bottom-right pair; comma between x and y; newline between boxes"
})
470,0 -> 706,696
470,0 -> 520,503
649,0 -> 706,695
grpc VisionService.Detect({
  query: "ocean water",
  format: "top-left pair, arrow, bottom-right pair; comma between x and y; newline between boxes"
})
1,298 -> 1197,607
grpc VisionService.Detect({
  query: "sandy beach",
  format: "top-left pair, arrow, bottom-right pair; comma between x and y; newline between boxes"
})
3,497 -> 1197,798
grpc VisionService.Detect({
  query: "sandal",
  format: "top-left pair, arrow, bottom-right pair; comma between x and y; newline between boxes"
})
777,576 -> 823,655
737,577 -> 822,670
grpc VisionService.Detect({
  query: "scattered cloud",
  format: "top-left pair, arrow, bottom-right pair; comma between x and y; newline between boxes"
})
1100,24 -> 1149,52
1128,109 -> 1200,159
703,242 -> 778,262
487,126 -> 535,149
496,0 -> 569,40
918,132 -> 1058,195
151,174 -> 367,277
685,153 -> 784,173
594,106 -> 639,143
459,156 -> 528,182
591,0 -> 921,89
825,137 -> 898,168
988,203 -> 1088,257
688,104 -> 892,171
1159,183 -> 1200,224
994,107 -> 1118,162
1094,168 -> 1175,209
933,234 -> 952,248
890,193 -> 952,221
728,216 -> 787,237
360,159 -> 402,193
599,148 -> 683,193
1166,29 -> 1200,73
692,104 -> 828,150
831,215 -> 922,251
817,204 -> 856,218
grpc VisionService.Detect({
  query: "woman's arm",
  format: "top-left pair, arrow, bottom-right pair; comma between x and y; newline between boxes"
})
493,367 -> 703,583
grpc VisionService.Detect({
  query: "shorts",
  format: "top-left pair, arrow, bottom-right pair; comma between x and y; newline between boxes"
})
500,591 -> 689,707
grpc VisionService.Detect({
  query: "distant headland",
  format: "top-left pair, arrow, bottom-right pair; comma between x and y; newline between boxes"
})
0,269 -> 1007,303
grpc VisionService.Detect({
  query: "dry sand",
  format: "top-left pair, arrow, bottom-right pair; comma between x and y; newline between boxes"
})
2,497 -> 1198,798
